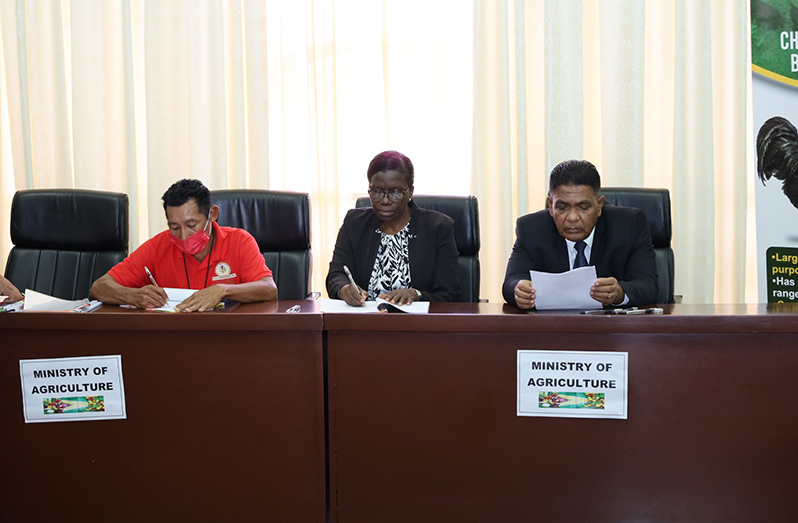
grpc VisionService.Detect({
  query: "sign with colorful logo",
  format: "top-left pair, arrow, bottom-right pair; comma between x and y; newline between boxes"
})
19,355 -> 126,423
517,350 -> 628,419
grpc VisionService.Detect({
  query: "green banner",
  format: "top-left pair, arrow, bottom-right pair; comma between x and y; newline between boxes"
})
752,0 -> 798,302
752,0 -> 798,87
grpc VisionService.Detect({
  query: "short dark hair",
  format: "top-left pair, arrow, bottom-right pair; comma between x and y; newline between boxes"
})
367,150 -> 414,187
162,179 -> 212,217
549,160 -> 601,195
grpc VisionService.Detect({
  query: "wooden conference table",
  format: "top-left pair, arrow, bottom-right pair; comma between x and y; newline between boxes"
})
326,302 -> 798,523
0,300 -> 325,523
3,301 -> 798,522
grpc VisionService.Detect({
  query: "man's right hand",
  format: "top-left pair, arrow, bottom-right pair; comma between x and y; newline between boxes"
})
0,276 -> 23,304
514,280 -> 536,309
338,283 -> 367,307
129,285 -> 169,309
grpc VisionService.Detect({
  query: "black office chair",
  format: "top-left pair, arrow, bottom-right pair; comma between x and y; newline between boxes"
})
601,187 -> 674,304
4,189 -> 129,300
211,189 -> 312,300
355,195 -> 481,302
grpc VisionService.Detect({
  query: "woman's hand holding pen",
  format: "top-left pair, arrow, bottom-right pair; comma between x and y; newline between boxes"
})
340,265 -> 366,306
339,283 -> 367,307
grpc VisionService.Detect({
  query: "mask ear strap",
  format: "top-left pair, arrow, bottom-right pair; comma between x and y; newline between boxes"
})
207,205 -> 218,231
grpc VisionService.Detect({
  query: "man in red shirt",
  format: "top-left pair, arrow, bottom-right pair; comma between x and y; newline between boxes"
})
91,179 -> 278,311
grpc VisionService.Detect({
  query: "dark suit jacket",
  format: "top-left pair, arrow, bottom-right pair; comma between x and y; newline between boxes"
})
326,201 -> 461,302
502,205 -> 658,307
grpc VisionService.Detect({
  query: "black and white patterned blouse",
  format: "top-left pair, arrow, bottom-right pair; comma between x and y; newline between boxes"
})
367,221 -> 412,300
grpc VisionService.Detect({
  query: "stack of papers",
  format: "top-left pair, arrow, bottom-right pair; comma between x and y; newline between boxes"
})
20,289 -> 103,312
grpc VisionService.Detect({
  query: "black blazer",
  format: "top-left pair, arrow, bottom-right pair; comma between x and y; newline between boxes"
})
326,201 -> 460,302
502,205 -> 658,307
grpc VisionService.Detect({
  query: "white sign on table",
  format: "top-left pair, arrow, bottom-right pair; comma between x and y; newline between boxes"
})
19,355 -> 127,423
517,350 -> 628,419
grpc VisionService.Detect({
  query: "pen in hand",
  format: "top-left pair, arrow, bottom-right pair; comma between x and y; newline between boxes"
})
144,266 -> 159,287
343,265 -> 361,295
342,265 -> 366,306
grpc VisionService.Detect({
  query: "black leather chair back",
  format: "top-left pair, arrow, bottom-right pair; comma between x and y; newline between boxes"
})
211,189 -> 311,300
356,195 -> 481,302
5,189 -> 129,300
601,187 -> 674,304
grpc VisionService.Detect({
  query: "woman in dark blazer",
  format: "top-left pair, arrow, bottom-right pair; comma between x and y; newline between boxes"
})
326,151 -> 460,305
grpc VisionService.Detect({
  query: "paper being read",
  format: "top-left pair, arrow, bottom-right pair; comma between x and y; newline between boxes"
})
530,266 -> 599,310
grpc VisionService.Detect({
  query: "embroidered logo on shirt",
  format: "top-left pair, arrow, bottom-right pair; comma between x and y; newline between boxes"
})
212,262 -> 237,281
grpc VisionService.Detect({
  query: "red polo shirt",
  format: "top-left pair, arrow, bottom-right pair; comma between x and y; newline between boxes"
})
108,222 -> 272,289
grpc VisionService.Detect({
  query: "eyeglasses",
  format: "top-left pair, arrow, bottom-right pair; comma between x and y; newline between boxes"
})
368,187 -> 410,202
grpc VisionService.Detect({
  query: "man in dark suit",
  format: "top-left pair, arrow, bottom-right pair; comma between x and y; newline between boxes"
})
503,159 -> 658,309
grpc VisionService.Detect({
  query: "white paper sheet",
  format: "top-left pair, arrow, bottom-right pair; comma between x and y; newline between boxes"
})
147,287 -> 198,312
23,289 -> 90,312
320,297 -> 430,314
530,266 -> 600,310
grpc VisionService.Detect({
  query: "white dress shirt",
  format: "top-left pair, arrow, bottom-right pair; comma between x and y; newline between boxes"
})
565,228 -> 629,305
565,228 -> 596,269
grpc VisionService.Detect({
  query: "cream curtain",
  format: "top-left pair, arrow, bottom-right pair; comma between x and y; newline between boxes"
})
0,0 -> 473,296
0,0 -> 755,304
473,0 -> 754,304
